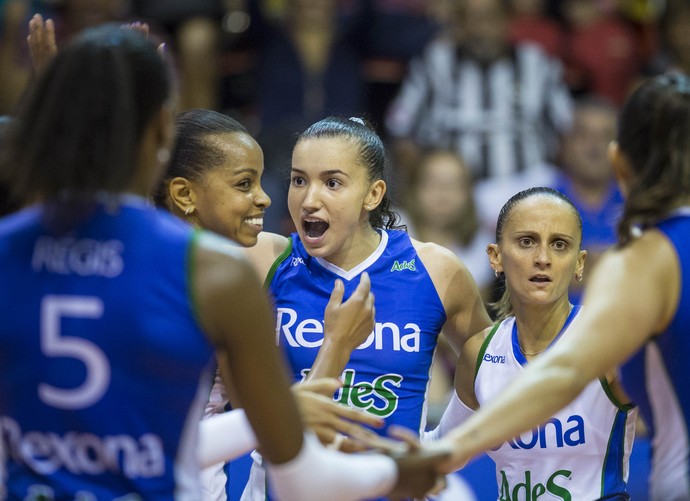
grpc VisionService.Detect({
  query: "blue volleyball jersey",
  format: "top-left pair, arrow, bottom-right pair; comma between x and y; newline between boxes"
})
267,230 -> 447,435
0,196 -> 215,500
620,208 -> 690,500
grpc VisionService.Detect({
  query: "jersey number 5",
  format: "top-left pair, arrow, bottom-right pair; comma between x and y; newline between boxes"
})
39,295 -> 111,409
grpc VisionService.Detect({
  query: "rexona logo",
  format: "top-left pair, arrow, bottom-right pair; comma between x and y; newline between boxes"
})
0,415 -> 164,479
498,469 -> 572,501
496,415 -> 586,450
484,352 -> 506,364
390,259 -> 416,272
301,368 -> 403,418
275,308 -> 421,352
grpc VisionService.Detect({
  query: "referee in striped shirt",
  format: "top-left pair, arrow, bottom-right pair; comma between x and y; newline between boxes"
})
386,0 -> 573,182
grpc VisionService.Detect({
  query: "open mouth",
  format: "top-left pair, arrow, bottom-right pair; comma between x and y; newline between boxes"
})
304,219 -> 329,239
530,276 -> 551,283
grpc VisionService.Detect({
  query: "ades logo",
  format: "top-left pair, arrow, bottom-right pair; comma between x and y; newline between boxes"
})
390,259 -> 416,272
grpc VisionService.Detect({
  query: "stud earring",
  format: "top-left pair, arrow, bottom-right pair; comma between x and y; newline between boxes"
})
185,207 -> 194,216
576,274 -> 583,282
495,270 -> 502,279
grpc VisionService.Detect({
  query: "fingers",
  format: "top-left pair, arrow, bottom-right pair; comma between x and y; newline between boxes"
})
294,377 -> 341,397
123,21 -> 150,38
328,403 -> 383,428
352,271 -> 372,301
27,14 -> 44,52
27,13 -> 57,72
388,424 -> 423,452
326,278 -> 345,309
298,389 -> 383,429
45,17 -> 56,47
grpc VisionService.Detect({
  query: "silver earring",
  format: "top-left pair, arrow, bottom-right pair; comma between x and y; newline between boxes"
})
495,270 -> 501,278
185,207 -> 193,216
365,204 -> 371,211
576,274 -> 583,282
156,147 -> 170,165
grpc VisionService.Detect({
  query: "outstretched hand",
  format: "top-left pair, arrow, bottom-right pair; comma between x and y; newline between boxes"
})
292,378 -> 386,453
27,13 -> 57,73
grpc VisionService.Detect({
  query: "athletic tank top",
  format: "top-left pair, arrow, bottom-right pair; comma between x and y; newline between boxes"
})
475,307 -> 637,500
0,196 -> 215,500
267,229 -> 446,435
620,208 -> 690,500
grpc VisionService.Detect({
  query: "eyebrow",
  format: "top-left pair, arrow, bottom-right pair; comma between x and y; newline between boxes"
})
231,168 -> 258,175
513,231 -> 576,241
291,167 -> 351,178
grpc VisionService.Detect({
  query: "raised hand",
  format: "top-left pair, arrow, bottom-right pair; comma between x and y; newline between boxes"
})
27,13 -> 57,73
309,273 -> 375,379
292,378 -> 384,453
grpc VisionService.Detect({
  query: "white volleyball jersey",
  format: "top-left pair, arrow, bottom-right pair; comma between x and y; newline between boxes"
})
475,308 -> 637,500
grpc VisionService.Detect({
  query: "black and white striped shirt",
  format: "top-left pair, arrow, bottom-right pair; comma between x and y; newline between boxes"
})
386,37 -> 573,180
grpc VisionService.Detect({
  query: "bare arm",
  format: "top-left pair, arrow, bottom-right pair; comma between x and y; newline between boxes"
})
438,230 -> 680,472
193,234 -> 303,464
415,241 -> 493,355
242,230 -> 290,281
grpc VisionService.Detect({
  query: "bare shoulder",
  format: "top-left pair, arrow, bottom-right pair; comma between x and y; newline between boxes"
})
244,231 -> 290,280
194,232 -> 253,281
584,228 -> 680,336
455,325 -> 494,409
412,238 -> 478,300
460,325 -> 493,367
192,233 -> 266,345
609,229 -> 680,328
412,238 -> 491,348
412,239 -> 470,279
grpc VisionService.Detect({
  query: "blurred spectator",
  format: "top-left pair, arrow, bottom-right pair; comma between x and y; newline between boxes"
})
560,0 -> 642,104
0,0 -> 34,114
48,0 -> 129,36
221,0 -> 369,233
508,0 -> 564,58
400,148 -> 493,444
551,95 -> 622,303
132,0 -> 223,110
475,95 -> 622,304
643,0 -> 690,77
0,0 -> 129,115
358,0 -> 441,139
385,0 -> 573,184
402,148 -> 494,300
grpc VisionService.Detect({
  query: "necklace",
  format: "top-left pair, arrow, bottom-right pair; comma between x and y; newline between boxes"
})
512,305 -> 581,360
517,344 -> 547,357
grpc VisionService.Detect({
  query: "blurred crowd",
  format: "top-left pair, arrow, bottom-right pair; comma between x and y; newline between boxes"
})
1,0 -> 687,412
